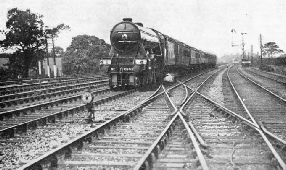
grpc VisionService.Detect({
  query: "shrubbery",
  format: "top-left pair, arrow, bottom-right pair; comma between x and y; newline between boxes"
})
259,64 -> 274,72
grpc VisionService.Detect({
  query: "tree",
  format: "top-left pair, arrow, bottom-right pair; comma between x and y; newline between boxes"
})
62,35 -> 110,75
44,24 -> 70,77
262,42 -> 284,58
0,8 -> 45,78
51,46 -> 64,56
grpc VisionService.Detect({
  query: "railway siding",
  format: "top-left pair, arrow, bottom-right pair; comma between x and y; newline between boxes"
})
229,66 -> 286,141
241,67 -> 286,99
0,77 -> 105,96
0,80 -> 108,110
226,65 -> 286,167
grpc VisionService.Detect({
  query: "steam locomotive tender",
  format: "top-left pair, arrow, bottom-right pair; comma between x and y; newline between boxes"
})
100,18 -> 217,89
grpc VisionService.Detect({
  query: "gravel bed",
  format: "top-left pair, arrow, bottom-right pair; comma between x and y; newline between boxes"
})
185,71 -> 216,89
92,92 -> 153,121
203,68 -> 226,106
0,91 -> 154,169
0,118 -> 92,169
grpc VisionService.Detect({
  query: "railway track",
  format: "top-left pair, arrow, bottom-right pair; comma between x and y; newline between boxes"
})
0,87 -> 155,169
182,93 -> 282,169
180,68 -> 285,169
0,77 -> 104,96
56,92 -> 174,170
13,69 -> 219,170
221,68 -> 249,118
239,67 -> 286,99
0,79 -> 109,110
0,76 -> 76,89
8,66 -> 284,170
153,66 -> 284,169
0,82 -> 110,135
228,66 -> 286,141
246,67 -> 286,85
0,77 -> 106,99
223,65 -> 286,166
0,86 -> 113,137
14,86 -> 161,170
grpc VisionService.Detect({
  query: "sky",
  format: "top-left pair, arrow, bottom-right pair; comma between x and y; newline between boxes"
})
1,0 -> 286,57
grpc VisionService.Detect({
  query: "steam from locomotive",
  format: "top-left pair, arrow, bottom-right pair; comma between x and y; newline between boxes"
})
100,18 -> 217,89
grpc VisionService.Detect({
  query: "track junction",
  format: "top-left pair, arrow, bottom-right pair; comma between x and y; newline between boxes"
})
0,65 -> 286,170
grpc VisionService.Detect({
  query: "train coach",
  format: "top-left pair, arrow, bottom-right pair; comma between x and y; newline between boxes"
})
100,18 -> 217,89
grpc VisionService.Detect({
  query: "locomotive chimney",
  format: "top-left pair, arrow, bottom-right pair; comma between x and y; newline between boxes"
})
123,18 -> 132,22
135,23 -> 143,27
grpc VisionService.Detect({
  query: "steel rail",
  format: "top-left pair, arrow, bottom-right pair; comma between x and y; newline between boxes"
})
227,65 -> 259,127
259,121 -> 286,145
179,90 -> 208,148
177,113 -> 209,170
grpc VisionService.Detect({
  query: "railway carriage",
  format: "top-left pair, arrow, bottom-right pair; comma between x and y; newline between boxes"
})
100,18 -> 217,89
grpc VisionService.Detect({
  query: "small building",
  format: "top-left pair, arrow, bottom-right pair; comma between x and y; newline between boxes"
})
0,53 -> 63,78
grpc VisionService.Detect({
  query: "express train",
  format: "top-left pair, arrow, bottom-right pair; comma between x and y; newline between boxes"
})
100,18 -> 217,89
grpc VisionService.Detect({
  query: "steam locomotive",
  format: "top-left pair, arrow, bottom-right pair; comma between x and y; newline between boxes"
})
100,18 -> 217,89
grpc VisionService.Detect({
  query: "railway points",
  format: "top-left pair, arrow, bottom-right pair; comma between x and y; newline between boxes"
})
0,65 -> 286,169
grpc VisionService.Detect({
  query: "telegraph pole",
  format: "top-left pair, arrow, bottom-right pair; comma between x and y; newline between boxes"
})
231,29 -> 247,60
241,32 -> 247,60
251,45 -> 253,65
51,36 -> 57,78
45,36 -> 50,78
260,34 -> 263,65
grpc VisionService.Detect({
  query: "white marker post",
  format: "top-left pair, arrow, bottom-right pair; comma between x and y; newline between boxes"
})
38,61 -> 41,76
53,64 -> 57,78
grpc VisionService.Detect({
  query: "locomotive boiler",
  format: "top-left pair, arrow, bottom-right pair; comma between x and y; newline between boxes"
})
100,18 -> 217,89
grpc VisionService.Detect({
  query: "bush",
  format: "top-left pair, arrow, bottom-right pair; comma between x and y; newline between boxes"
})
259,64 -> 274,72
